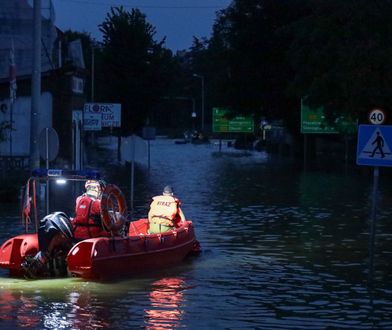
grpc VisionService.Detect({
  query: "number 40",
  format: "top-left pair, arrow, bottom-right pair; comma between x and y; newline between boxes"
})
369,109 -> 385,125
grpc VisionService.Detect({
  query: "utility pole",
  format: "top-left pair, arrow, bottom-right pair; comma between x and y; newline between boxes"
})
193,74 -> 205,131
30,0 -> 41,170
91,46 -> 95,102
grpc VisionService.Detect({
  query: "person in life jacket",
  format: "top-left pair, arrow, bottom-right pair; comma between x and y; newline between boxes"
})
148,185 -> 186,234
72,180 -> 110,240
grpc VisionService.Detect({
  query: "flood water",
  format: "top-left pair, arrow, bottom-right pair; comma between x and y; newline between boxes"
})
1,138 -> 392,329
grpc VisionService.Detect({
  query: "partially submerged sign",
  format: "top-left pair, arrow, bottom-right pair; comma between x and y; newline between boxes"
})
212,108 -> 254,133
356,125 -> 392,167
301,103 -> 338,134
301,102 -> 357,134
84,103 -> 121,128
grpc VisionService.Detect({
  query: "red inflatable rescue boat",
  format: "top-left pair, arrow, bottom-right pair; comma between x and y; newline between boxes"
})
0,169 -> 200,280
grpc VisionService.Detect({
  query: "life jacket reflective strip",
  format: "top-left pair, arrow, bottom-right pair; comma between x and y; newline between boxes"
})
150,195 -> 179,225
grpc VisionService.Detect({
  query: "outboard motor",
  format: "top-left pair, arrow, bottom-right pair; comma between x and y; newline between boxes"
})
22,212 -> 74,278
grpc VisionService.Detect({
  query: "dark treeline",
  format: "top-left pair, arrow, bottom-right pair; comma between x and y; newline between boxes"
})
64,0 -> 392,139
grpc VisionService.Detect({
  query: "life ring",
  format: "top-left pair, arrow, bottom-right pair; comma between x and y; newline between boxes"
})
100,184 -> 127,235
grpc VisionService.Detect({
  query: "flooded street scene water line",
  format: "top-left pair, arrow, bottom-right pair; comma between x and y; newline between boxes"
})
2,1 -> 392,329
1,138 -> 392,329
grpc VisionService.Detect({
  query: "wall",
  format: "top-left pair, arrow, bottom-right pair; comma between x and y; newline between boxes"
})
0,92 -> 52,156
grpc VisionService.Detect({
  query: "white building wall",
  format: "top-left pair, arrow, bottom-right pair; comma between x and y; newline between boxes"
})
0,92 -> 52,156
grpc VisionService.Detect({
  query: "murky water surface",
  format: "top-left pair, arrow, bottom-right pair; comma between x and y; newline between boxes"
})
1,138 -> 392,329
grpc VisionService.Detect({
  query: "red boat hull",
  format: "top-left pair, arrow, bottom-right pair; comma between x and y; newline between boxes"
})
0,219 -> 200,280
68,219 -> 199,280
0,233 -> 39,277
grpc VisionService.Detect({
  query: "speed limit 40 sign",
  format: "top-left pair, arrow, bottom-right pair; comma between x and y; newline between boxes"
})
368,108 -> 386,125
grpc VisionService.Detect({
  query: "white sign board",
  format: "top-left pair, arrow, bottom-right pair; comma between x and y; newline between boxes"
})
368,108 -> 386,125
84,103 -> 122,127
84,113 -> 102,131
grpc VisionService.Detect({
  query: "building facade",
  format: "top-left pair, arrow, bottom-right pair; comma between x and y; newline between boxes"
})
0,0 -> 87,168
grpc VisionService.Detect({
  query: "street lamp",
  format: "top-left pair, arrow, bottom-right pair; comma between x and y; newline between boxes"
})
193,73 -> 205,131
91,44 -> 103,102
91,45 -> 95,102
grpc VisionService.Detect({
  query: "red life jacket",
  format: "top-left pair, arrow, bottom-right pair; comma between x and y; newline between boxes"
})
72,194 -> 109,239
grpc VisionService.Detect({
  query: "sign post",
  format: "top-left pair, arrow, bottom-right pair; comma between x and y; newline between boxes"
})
357,123 -> 392,285
142,126 -> 156,171
38,128 -> 59,215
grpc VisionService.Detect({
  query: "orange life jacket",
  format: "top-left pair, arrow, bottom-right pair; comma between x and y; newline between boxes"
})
149,195 -> 181,226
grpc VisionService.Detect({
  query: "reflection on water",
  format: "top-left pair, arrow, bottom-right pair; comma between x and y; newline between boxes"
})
1,138 -> 392,329
144,277 -> 186,329
0,290 -> 40,328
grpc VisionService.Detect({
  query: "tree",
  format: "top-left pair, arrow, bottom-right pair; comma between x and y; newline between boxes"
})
97,7 -> 177,135
287,0 -> 392,123
189,0 -> 310,133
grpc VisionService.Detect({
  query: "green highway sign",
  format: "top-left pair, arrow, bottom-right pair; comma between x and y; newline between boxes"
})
212,108 -> 254,133
301,103 -> 357,134
301,103 -> 338,134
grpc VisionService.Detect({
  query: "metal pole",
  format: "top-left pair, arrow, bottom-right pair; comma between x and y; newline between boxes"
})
192,74 -> 205,131
201,76 -> 205,131
91,46 -> 95,102
9,102 -> 13,156
368,166 -> 379,285
148,140 -> 151,172
130,135 -> 135,219
30,0 -> 41,170
303,134 -> 308,171
90,47 -> 95,146
45,128 -> 49,214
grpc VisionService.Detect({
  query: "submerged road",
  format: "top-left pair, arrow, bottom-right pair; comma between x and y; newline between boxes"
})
1,137 -> 392,329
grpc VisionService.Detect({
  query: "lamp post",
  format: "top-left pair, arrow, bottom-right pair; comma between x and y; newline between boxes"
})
193,74 -> 205,131
163,96 -> 196,130
91,44 -> 103,102
91,45 -> 95,102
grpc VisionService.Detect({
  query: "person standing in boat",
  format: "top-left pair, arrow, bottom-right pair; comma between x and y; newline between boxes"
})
72,180 -> 110,239
148,185 -> 186,234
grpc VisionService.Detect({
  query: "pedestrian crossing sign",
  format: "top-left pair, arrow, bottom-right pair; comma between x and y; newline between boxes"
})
356,125 -> 392,167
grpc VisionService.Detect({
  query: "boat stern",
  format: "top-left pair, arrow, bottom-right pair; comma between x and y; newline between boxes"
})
0,233 -> 39,275
67,240 -> 96,279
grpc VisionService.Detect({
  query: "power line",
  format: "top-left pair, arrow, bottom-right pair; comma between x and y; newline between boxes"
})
55,0 -> 229,9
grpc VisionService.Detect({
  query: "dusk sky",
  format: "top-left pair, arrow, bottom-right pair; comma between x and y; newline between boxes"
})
52,0 -> 232,52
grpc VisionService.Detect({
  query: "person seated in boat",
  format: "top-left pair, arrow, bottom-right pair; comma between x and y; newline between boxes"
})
148,185 -> 186,234
72,180 -> 110,240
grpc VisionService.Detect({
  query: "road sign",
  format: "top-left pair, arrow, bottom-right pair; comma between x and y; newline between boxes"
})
142,126 -> 156,140
83,113 -> 102,131
368,108 -> 386,125
212,108 -> 254,133
301,103 -> 338,134
39,127 -> 59,162
356,125 -> 392,167
84,103 -> 121,127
